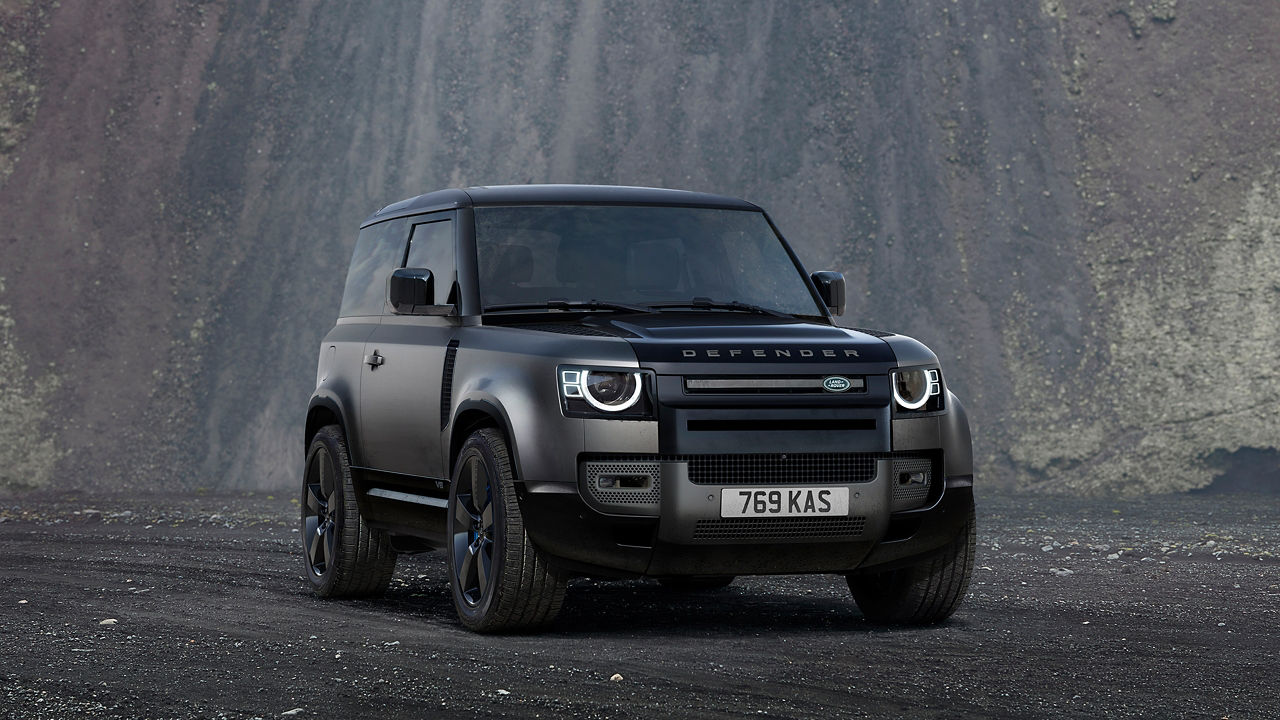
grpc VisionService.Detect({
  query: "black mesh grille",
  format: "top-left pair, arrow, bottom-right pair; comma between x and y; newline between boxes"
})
850,327 -> 895,338
891,455 -> 933,511
692,516 -> 866,540
686,453 -> 881,485
582,461 -> 661,507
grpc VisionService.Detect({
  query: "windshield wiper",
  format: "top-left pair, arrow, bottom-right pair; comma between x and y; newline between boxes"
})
649,298 -> 790,317
483,299 -> 657,314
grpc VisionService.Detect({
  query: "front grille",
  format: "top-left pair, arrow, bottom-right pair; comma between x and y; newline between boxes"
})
684,376 -> 866,394
692,516 -> 867,541
687,453 -> 880,485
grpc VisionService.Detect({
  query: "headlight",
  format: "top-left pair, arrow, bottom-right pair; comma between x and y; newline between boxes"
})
892,367 -> 941,411
559,366 -> 652,418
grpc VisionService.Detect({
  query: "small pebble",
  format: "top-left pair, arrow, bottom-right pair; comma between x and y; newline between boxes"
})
281,710 -> 304,717
99,618 -> 118,626
609,673 -> 624,682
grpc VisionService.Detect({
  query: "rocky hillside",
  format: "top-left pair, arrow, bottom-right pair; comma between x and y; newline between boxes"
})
1,0 -> 1276,495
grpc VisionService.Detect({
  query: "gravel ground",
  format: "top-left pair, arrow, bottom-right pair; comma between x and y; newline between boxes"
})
0,491 -> 1276,719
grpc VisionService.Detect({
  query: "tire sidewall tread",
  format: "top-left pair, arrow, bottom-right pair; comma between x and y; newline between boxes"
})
448,428 -> 566,633
302,425 -> 396,598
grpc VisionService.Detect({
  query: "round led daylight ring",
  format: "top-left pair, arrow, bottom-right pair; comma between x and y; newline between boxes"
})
892,369 -> 932,411
580,371 -> 644,413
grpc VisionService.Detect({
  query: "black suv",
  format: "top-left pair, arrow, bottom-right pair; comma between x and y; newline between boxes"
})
301,185 -> 974,632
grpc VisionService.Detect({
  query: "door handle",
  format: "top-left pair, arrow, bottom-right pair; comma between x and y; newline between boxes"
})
364,351 -> 384,369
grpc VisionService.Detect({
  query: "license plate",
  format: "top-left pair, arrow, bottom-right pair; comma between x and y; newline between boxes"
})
719,487 -> 849,518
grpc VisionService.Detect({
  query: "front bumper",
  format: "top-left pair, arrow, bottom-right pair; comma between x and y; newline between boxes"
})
518,470 -> 973,578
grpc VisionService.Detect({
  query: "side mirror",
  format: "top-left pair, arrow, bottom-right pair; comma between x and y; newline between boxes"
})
810,270 -> 845,316
388,267 -> 449,315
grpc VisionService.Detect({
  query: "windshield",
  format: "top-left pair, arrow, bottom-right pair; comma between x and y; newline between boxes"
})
474,205 -> 824,317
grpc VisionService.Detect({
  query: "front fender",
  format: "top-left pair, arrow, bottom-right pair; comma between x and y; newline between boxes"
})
942,390 -> 973,479
450,377 -> 585,491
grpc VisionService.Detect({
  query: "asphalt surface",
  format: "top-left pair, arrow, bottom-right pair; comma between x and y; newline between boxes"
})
1,491 -> 1276,719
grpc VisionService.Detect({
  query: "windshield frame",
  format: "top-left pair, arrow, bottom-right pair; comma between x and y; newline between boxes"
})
468,203 -> 833,324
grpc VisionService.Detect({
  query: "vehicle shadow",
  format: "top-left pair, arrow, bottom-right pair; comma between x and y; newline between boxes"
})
359,556 -> 967,637
549,578 -> 881,637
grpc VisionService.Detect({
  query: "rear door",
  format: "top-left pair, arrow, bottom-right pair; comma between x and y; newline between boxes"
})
358,213 -> 458,481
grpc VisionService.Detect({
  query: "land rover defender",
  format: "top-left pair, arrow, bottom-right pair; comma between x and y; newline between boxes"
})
301,185 -> 975,632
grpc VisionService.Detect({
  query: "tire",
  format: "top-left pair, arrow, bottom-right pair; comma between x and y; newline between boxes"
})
657,576 -> 736,591
848,503 -> 975,625
300,425 -> 396,597
447,428 -> 567,633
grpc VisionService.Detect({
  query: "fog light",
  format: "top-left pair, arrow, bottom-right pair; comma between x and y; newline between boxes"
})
598,474 -> 650,489
899,471 -> 927,485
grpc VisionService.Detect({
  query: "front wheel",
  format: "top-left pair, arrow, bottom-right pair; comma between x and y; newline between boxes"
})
447,428 -> 566,633
847,503 -> 975,624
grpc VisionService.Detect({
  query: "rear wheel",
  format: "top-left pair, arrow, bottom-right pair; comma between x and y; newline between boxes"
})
300,425 -> 396,597
447,428 -> 566,633
848,503 -> 975,624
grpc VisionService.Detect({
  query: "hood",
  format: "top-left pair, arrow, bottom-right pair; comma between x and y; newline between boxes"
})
592,313 -> 897,366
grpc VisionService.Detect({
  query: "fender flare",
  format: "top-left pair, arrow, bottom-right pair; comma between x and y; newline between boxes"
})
942,390 -> 974,479
450,397 -> 525,485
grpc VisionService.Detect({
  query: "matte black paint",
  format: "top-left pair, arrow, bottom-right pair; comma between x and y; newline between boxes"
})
308,185 -> 974,579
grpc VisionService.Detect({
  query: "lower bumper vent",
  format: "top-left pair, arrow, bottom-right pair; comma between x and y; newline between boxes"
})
692,516 -> 867,541
890,456 -> 933,512
687,453 -> 880,485
582,461 -> 661,515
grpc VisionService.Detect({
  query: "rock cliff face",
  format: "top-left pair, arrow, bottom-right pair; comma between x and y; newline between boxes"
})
1,1 -> 1277,494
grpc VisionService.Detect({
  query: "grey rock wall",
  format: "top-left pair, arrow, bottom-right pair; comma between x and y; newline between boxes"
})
0,0 -> 1276,495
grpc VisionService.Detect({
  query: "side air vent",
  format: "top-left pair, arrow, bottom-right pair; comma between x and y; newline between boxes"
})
440,339 -> 459,427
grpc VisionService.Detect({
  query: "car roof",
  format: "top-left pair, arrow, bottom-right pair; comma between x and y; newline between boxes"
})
361,184 -> 761,227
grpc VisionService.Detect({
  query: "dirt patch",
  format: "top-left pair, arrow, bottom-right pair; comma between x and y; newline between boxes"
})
0,492 -> 1275,718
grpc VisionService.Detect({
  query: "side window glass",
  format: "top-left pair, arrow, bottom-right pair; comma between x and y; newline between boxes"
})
338,217 -> 409,317
404,219 -> 455,305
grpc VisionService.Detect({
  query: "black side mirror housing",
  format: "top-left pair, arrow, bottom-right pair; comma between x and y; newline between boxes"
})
810,270 -> 846,316
388,267 -> 451,315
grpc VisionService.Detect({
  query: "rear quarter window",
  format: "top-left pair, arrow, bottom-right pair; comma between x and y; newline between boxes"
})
339,218 -> 410,317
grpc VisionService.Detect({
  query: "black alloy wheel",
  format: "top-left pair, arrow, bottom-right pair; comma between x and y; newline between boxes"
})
299,425 -> 396,597
302,445 -> 339,578
446,428 -> 566,632
451,453 -> 496,607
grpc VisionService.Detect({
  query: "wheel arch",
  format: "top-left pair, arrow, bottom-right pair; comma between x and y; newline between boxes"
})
450,399 -> 522,484
306,392 -> 362,468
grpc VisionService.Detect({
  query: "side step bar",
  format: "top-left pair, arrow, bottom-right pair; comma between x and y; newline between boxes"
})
367,488 -> 448,509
